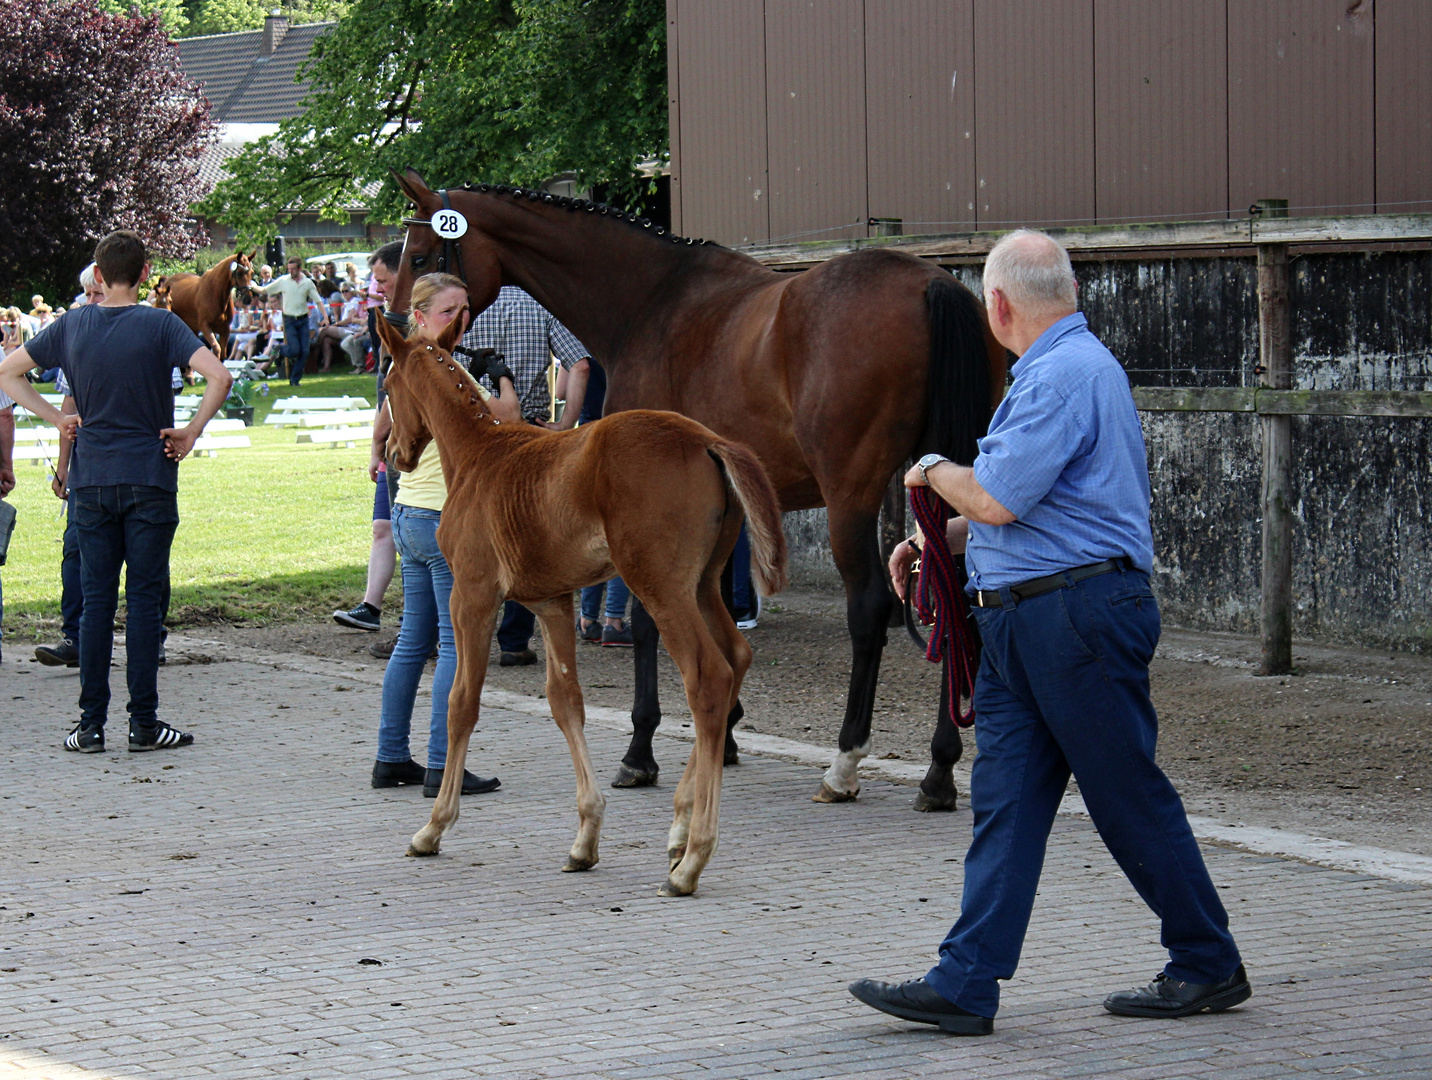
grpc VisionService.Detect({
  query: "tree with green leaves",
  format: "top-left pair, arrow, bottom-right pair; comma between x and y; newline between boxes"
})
183,0 -> 349,39
195,0 -> 667,244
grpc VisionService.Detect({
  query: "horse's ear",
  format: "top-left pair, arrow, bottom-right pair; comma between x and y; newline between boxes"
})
249,247 -> 258,259
435,310 -> 465,355
373,312 -> 407,359
392,168 -> 434,207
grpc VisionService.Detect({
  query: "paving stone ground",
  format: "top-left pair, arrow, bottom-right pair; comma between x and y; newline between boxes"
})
2,643 -> 1431,1079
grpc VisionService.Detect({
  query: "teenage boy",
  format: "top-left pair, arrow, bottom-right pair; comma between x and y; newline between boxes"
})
0,230 -> 232,753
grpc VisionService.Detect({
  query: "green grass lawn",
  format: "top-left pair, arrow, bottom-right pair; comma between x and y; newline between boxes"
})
3,371 -> 386,642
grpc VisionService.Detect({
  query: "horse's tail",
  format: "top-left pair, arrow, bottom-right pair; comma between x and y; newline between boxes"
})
708,439 -> 789,597
923,275 -> 995,465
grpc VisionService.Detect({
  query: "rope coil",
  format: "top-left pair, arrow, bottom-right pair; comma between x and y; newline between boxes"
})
908,486 -> 980,728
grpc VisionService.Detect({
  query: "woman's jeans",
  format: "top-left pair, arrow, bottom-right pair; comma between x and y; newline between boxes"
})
581,576 -> 630,621
377,506 -> 456,769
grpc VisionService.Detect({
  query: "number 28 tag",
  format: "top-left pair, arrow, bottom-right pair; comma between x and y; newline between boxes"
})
431,210 -> 468,239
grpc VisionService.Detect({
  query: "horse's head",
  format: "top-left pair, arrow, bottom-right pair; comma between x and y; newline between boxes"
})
372,296 -> 480,472
151,277 -> 171,309
229,248 -> 255,289
387,168 -> 501,329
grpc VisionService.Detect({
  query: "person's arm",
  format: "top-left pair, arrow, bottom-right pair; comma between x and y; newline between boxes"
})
545,357 -> 589,430
308,281 -> 329,325
159,347 -> 232,461
887,517 -> 970,603
0,347 -> 72,434
904,461 -> 1014,526
370,401 -> 392,481
0,406 -> 14,497
51,394 -> 76,498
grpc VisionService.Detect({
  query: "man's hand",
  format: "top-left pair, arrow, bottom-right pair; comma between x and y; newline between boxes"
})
58,413 -> 81,442
0,466 -> 14,497
889,539 -> 918,603
161,423 -> 200,461
50,465 -> 66,499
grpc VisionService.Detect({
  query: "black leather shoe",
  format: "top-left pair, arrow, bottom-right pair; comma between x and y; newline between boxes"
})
1104,964 -> 1251,1018
372,758 -> 427,788
424,768 -> 501,798
498,648 -> 538,667
848,977 -> 993,1035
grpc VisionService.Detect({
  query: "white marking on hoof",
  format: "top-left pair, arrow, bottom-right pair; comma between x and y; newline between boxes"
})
821,741 -> 869,797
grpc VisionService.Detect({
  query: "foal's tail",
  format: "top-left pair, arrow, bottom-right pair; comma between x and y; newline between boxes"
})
924,276 -> 996,465
708,440 -> 789,597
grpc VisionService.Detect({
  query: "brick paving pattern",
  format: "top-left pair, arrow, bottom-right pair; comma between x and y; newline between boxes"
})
2,643 -> 1430,1079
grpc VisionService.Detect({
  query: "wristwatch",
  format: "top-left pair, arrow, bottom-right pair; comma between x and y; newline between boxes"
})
916,453 -> 950,484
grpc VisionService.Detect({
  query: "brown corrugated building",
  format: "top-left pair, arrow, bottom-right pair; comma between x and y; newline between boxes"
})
666,0 -> 1432,247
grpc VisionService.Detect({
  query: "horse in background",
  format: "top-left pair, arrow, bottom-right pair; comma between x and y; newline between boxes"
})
162,249 -> 255,357
373,310 -> 787,897
387,170 -> 1005,813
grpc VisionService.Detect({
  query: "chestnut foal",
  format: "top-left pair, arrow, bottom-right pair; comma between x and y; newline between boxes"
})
374,314 -> 787,897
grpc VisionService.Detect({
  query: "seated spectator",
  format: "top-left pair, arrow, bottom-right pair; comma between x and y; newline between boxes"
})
257,264 -> 273,286
314,283 -> 365,372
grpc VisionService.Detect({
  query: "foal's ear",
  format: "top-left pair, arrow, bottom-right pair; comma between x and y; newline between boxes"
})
435,310 -> 465,355
373,311 -> 407,360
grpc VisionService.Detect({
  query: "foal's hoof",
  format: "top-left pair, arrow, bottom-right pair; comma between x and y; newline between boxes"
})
723,745 -> 740,767
913,787 -> 958,813
562,855 -> 598,873
812,781 -> 859,804
657,877 -> 695,898
406,844 -> 439,858
612,763 -> 659,788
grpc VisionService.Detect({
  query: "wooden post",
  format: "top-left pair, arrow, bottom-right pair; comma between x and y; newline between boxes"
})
1257,233 -> 1293,676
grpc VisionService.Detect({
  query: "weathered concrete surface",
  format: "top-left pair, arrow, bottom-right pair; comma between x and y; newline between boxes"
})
3,644 -> 1432,1079
785,250 -> 1432,650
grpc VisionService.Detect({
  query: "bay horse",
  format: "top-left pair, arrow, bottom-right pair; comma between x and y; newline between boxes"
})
372,309 -> 788,897
388,169 -> 1006,811
161,249 -> 255,357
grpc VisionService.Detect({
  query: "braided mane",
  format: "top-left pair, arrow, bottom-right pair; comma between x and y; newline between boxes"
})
453,182 -> 720,251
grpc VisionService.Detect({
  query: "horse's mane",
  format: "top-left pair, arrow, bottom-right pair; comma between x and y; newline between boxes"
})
456,183 -> 722,253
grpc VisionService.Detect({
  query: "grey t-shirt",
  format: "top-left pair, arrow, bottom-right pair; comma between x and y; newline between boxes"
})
27,305 -> 197,492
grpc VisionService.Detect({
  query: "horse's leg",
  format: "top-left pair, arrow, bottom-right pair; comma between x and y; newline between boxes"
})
717,555 -> 744,765
914,656 -> 963,812
533,596 -> 606,871
612,596 -> 662,787
698,571 -> 753,768
814,507 -> 891,803
649,599 -> 734,897
408,585 -> 495,856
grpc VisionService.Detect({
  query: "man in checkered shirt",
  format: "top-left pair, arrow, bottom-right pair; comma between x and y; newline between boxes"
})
460,285 -> 591,665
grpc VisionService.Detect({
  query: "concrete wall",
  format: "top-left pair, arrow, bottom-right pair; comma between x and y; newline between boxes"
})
781,248 -> 1432,651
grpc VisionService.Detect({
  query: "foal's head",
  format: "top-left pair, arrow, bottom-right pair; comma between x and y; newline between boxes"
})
373,287 -> 490,473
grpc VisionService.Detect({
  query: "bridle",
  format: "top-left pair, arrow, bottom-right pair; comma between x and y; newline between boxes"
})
392,188 -> 466,329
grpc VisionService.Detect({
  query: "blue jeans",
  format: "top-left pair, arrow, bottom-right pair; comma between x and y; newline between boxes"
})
283,313 -> 310,384
377,506 -> 456,769
72,485 -> 178,731
61,494 -> 81,642
498,600 -> 534,653
581,577 -> 630,621
731,521 -> 752,616
924,567 -> 1240,1018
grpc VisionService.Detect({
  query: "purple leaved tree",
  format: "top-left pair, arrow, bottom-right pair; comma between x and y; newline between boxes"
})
0,0 -> 215,302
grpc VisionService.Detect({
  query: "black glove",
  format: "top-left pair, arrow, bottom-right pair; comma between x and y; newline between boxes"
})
453,347 -> 515,392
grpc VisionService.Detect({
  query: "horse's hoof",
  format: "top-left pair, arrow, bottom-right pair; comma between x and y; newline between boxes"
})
723,747 -> 740,766
562,855 -> 598,872
406,845 -> 439,857
812,782 -> 859,803
913,788 -> 958,813
612,763 -> 659,788
658,877 -> 694,897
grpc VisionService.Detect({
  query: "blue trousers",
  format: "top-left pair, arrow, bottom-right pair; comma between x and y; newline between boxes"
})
376,506 -> 456,769
731,521 -> 753,616
498,600 -> 535,653
581,577 -> 630,621
61,494 -> 81,642
283,313 -> 311,385
72,485 -> 177,731
924,567 -> 1240,1018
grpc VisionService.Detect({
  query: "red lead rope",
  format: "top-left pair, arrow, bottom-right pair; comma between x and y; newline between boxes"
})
909,486 -> 979,727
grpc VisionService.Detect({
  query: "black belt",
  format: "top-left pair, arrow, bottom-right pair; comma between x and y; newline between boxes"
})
974,557 -> 1132,609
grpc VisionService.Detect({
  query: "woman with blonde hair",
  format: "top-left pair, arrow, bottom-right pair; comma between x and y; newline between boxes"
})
370,273 -> 521,797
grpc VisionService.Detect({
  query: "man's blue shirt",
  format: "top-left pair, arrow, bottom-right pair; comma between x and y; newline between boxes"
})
965,312 -> 1153,591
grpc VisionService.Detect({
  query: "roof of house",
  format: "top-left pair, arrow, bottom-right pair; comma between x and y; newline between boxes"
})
177,20 -> 332,123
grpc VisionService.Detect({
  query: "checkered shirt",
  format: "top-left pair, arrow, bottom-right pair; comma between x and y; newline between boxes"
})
0,384 -> 12,410
459,286 -> 589,423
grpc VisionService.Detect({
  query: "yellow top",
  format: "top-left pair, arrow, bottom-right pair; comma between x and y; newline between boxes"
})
392,380 -> 491,513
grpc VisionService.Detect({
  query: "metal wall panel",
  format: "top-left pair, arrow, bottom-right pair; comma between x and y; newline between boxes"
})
1094,0 -> 1227,223
1227,0 -> 1375,217
1375,1 -> 1432,213
666,0 -> 682,236
764,0 -> 868,243
865,0 -> 977,233
672,0 -> 769,246
973,0 -> 1095,228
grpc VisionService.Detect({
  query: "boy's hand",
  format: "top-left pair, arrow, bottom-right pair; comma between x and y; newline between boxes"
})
58,413 -> 81,441
161,424 -> 200,461
50,465 -> 67,499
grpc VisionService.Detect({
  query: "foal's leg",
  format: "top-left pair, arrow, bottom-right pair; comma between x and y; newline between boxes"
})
613,596 -> 662,788
408,586 -> 495,857
698,573 -> 753,767
533,596 -> 606,871
814,507 -> 892,803
648,599 -> 734,897
914,656 -> 964,812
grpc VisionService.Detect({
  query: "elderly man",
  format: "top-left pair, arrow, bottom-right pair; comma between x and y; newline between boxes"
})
849,230 -> 1247,1035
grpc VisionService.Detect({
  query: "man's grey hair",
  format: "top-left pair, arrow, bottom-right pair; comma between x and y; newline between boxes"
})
370,240 -> 404,272
983,229 -> 1077,315
79,263 -> 97,290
